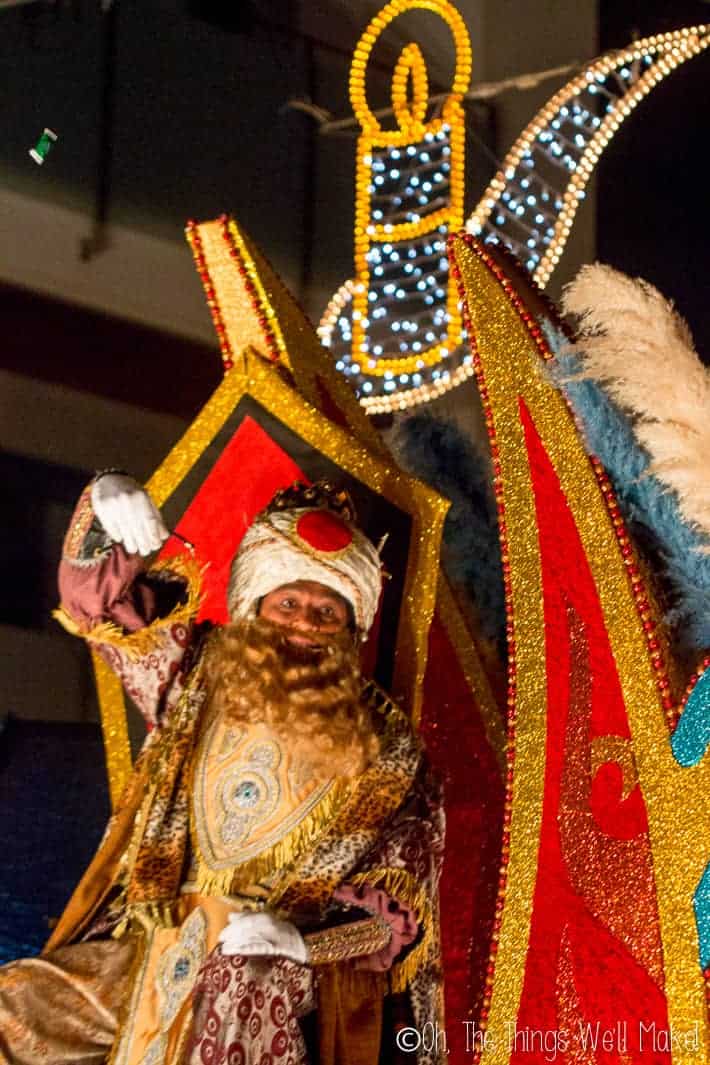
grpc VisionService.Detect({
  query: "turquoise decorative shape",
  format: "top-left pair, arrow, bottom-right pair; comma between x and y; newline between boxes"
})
671,669 -> 710,767
694,861 -> 710,969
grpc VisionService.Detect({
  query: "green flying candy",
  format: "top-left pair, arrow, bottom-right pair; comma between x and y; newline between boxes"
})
29,127 -> 58,165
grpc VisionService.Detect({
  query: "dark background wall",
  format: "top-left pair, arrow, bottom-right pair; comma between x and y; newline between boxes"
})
598,0 -> 710,360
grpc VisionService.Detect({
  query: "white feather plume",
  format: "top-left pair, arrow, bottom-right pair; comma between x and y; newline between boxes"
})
562,262 -> 710,540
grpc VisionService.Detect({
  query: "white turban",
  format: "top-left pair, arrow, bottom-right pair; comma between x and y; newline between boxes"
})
227,505 -> 383,634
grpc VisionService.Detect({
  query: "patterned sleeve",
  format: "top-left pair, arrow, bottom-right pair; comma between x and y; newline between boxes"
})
331,882 -> 418,970
341,761 -> 446,987
54,479 -> 204,726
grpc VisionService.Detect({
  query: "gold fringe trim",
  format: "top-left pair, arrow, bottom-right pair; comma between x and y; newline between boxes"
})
347,867 -> 432,993
360,678 -> 396,720
191,776 -> 351,898
112,899 -> 178,939
53,554 -> 206,660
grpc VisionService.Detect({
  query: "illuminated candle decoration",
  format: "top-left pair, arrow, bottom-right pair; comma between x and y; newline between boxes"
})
468,25 -> 710,287
319,0 -> 471,415
321,18 -> 710,413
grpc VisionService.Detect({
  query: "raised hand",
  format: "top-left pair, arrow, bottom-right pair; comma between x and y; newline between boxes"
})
91,473 -> 169,557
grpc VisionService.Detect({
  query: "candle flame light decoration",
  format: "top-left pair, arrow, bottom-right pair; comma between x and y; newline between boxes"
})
320,10 -> 710,413
320,0 -> 471,415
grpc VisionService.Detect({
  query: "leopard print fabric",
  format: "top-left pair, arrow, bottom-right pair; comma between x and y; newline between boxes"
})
270,693 -> 422,917
125,680 -> 207,905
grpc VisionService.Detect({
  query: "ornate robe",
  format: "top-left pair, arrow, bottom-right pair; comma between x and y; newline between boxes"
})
0,486 -> 445,1065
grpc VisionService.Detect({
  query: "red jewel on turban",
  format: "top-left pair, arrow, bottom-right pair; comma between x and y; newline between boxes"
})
296,510 -> 353,552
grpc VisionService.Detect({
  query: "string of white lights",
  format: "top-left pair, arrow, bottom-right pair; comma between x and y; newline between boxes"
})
468,26 -> 710,285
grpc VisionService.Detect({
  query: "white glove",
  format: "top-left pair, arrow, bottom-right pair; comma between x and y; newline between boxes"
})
91,473 -> 169,557
218,911 -> 309,965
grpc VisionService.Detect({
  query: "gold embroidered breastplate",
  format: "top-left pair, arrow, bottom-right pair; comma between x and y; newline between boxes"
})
189,710 -> 347,896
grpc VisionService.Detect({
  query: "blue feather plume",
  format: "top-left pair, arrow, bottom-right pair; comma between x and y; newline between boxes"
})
549,350 -> 710,664
394,412 -> 505,648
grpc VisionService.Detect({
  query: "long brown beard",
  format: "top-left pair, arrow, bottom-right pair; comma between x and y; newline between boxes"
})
204,617 -> 379,779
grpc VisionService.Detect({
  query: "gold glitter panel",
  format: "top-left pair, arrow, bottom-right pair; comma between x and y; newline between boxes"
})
221,220 -> 291,366
92,650 -> 133,808
451,234 -> 710,1064
195,220 -> 277,367
452,241 -> 547,1063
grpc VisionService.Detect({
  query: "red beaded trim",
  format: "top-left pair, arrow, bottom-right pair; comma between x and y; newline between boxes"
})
448,230 -> 678,1052
219,214 -> 281,364
185,218 -> 235,372
677,654 -> 710,721
704,966 -> 710,1024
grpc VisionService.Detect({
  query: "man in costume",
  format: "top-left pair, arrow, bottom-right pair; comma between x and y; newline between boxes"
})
0,473 -> 444,1065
